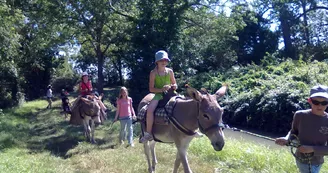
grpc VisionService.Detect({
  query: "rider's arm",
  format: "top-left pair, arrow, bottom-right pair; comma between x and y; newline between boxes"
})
89,81 -> 93,92
169,68 -> 177,90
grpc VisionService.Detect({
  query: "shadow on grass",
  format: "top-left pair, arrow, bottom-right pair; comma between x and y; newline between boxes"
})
1,87 -> 123,158
27,118 -> 119,158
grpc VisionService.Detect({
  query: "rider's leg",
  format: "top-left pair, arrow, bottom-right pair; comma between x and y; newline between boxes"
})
146,100 -> 158,133
97,100 -> 107,111
140,100 -> 158,142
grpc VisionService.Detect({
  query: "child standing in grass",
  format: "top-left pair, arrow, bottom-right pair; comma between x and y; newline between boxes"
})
275,85 -> 328,173
114,87 -> 136,147
46,85 -> 53,109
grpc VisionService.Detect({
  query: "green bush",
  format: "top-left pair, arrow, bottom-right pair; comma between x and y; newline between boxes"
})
51,76 -> 79,93
189,58 -> 328,134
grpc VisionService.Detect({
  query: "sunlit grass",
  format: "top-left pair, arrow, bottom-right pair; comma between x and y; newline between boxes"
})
1,95 -> 328,173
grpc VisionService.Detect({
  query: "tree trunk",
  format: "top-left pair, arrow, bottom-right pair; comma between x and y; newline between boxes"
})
97,49 -> 104,94
279,6 -> 296,59
301,0 -> 310,46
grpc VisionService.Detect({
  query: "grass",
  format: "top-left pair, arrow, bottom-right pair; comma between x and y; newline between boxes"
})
1,88 -> 328,173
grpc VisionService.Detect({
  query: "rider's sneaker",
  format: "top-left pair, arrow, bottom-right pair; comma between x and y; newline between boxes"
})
193,131 -> 204,138
139,132 -> 153,143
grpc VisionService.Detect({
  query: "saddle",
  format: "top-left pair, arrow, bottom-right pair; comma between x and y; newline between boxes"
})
137,98 -> 180,126
158,88 -> 178,108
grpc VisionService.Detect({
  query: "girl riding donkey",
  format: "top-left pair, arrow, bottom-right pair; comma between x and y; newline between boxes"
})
139,50 -> 201,143
70,72 -> 107,123
79,72 -> 107,113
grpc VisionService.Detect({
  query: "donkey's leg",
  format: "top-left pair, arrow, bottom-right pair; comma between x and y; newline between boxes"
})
90,119 -> 96,144
144,142 -> 154,173
175,138 -> 193,173
83,119 -> 91,142
173,152 -> 181,173
149,141 -> 157,171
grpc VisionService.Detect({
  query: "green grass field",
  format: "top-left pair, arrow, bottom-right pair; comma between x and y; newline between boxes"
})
0,89 -> 327,173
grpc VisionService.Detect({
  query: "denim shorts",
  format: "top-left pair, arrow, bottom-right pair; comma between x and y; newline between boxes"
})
296,160 -> 322,173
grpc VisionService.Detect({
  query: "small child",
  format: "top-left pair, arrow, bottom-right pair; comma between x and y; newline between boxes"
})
114,87 -> 136,147
46,85 -> 53,109
275,85 -> 328,173
61,89 -> 71,114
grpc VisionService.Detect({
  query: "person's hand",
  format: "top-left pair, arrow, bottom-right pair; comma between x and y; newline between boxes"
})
275,137 -> 288,146
132,115 -> 137,120
171,84 -> 177,90
297,145 -> 314,154
162,85 -> 170,92
113,118 -> 118,122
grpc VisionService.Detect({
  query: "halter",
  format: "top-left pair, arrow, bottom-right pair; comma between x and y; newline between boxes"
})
167,97 -> 225,136
196,101 -> 225,134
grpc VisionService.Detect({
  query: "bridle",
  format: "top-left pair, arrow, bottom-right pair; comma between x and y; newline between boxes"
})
196,101 -> 225,135
167,97 -> 225,136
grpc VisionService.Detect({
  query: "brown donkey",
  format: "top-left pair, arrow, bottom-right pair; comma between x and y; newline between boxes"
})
138,85 -> 227,173
70,97 -> 101,143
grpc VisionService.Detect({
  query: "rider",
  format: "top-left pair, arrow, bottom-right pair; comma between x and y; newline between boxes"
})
79,72 -> 107,112
80,72 -> 93,98
139,50 -> 177,143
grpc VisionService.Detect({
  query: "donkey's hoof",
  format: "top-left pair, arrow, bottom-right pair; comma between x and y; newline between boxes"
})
148,168 -> 154,173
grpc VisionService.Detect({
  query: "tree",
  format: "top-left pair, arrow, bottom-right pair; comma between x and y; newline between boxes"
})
60,0 -> 136,93
0,2 -> 24,108
234,10 -> 279,64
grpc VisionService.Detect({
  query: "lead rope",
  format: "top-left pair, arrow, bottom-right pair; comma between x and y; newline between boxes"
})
287,134 -> 313,173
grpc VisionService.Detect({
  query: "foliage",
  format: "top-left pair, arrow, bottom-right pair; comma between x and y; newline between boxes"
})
189,57 -> 328,133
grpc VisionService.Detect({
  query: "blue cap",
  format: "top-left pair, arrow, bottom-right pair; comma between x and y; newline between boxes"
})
310,85 -> 328,99
155,50 -> 170,63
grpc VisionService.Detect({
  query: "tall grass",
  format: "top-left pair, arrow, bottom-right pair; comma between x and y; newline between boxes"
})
0,94 -> 327,173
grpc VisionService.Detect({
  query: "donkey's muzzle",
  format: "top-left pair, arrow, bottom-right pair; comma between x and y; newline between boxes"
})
212,141 -> 224,151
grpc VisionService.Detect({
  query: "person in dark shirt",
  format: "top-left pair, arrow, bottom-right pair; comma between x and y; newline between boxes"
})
275,85 -> 328,173
61,89 -> 71,115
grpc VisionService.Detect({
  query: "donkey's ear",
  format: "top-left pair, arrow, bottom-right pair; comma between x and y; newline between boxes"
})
187,87 -> 203,102
214,84 -> 228,99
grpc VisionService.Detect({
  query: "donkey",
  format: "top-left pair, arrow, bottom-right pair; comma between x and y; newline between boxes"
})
70,97 -> 101,143
138,85 -> 227,173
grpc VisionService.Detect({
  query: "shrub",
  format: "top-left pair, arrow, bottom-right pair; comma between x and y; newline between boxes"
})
189,59 -> 328,133
51,76 -> 79,93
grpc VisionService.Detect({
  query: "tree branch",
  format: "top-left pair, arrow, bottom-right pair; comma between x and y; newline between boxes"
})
295,6 -> 328,21
109,0 -> 137,22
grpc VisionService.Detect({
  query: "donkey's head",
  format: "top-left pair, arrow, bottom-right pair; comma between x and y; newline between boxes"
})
187,85 -> 228,151
80,97 -> 101,117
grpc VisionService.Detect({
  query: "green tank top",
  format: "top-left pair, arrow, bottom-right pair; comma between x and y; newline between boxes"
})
153,70 -> 171,100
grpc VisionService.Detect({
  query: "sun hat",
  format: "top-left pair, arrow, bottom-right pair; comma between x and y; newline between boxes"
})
310,85 -> 328,99
155,50 -> 170,63
82,72 -> 88,76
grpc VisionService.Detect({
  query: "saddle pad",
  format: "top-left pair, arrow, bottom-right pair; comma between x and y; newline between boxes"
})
137,97 -> 177,122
